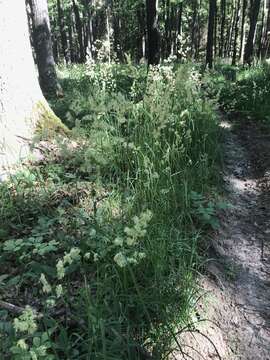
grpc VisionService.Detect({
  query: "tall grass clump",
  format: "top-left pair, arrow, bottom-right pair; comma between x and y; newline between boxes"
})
0,62 -> 221,359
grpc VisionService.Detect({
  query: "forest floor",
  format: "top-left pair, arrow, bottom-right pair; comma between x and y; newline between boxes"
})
175,114 -> 270,360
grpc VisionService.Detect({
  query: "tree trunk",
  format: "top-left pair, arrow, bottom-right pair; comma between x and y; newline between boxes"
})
0,0 -> 66,170
176,1 -> 183,58
206,0 -> 216,68
146,0 -> 160,65
72,0 -> 85,63
29,0 -> 61,97
169,2 -> 177,56
262,0 -> 270,58
137,3 -> 147,62
219,0 -> 226,57
195,0 -> 202,59
68,12 -> 76,63
84,0 -> 94,60
191,0 -> 198,58
257,1 -> 265,58
244,0 -> 261,64
232,0 -> 241,64
106,6 -> 112,63
226,0 -> 236,57
214,0 -> 218,57
239,0 -> 248,61
57,0 -> 69,63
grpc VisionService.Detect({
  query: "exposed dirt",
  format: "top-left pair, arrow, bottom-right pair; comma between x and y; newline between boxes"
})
174,116 -> 270,360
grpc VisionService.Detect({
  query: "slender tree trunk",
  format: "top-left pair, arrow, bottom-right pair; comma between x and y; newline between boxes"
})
106,6 -> 112,63
257,1 -> 265,58
68,12 -> 76,63
137,3 -> 146,62
262,0 -> 270,58
146,0 -> 160,65
72,0 -> 85,63
29,0 -> 62,97
206,0 -> 216,68
195,0 -> 202,59
57,0 -> 69,63
214,0 -> 218,57
86,2 -> 94,60
112,5 -> 123,61
164,0 -> 170,58
0,0 -> 66,169
176,1 -> 183,58
232,0 -> 241,64
239,0 -> 248,61
219,0 -> 226,57
169,2 -> 177,55
226,0 -> 237,58
244,0 -> 261,64
191,0 -> 198,58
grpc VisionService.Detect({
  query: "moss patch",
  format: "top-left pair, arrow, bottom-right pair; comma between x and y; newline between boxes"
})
34,101 -> 70,139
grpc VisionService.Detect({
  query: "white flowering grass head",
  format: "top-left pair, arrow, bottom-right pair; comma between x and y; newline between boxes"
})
56,259 -> 65,280
14,306 -> 37,335
55,284 -> 63,298
56,247 -> 81,280
40,274 -> 51,294
63,247 -> 81,265
114,210 -> 152,268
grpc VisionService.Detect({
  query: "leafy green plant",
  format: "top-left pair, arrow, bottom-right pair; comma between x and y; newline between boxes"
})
205,63 -> 270,124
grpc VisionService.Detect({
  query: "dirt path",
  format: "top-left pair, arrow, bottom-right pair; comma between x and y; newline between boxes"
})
174,116 -> 270,360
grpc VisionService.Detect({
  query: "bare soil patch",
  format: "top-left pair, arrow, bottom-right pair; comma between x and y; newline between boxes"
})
174,116 -> 270,360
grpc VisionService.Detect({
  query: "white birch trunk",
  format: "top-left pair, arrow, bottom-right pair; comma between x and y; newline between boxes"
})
0,0 -> 65,172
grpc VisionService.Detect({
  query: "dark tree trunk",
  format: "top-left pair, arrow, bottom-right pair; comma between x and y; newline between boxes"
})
112,4 -> 123,61
214,0 -> 218,57
68,12 -> 76,63
106,6 -> 112,63
146,0 -> 160,65
29,0 -> 62,97
257,1 -> 265,58
170,3 -> 178,56
239,0 -> 248,61
219,0 -> 226,57
83,0 -> 94,60
164,0 -> 170,58
137,3 -> 147,62
176,1 -> 183,58
72,0 -> 85,63
232,0 -> 241,64
262,0 -> 270,58
224,1 -> 233,56
177,2 -> 183,37
206,0 -> 216,68
191,0 -> 198,58
57,0 -> 69,63
244,0 -> 261,64
226,0 -> 237,57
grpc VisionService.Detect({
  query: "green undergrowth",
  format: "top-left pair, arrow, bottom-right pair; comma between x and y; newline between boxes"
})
204,62 -> 270,124
0,63 -> 222,359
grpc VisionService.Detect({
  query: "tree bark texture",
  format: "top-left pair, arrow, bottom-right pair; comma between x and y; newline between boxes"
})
206,0 -> 216,68
0,0 -> 65,170
146,0 -> 160,65
244,0 -> 261,64
30,0 -> 61,97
